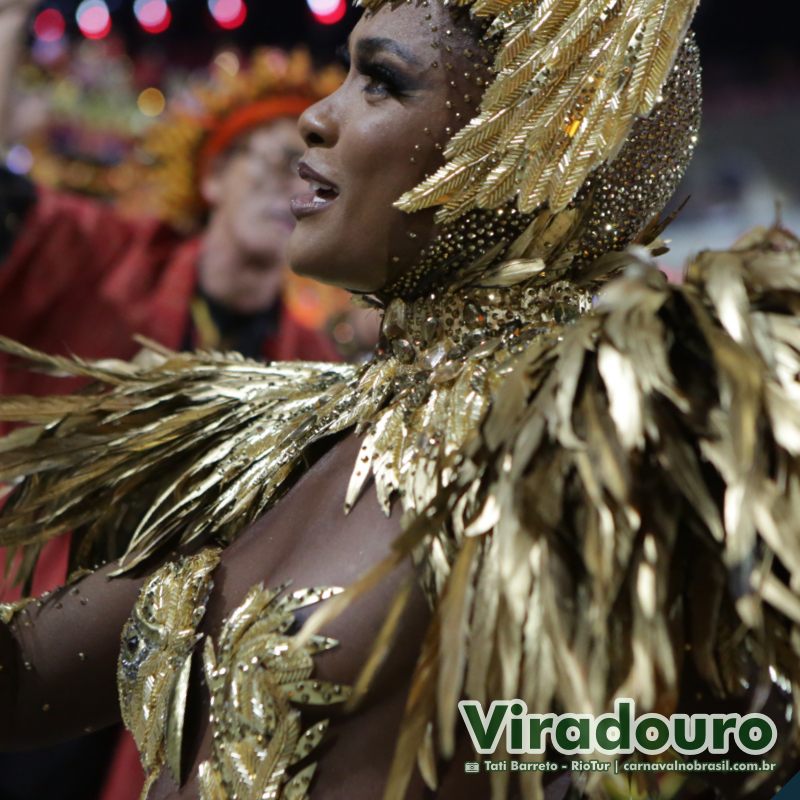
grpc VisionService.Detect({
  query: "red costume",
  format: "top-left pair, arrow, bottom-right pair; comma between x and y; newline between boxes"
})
0,181 -> 339,800
0,183 -> 337,400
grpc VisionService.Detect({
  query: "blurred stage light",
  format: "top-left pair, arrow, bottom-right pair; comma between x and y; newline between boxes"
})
5,145 -> 34,176
307,0 -> 346,25
208,0 -> 247,30
134,0 -> 171,34
213,50 -> 240,77
33,8 -> 66,43
75,0 -> 112,39
138,87 -> 166,117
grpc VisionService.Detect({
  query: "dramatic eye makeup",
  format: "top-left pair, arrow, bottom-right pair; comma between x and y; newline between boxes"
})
338,36 -> 425,99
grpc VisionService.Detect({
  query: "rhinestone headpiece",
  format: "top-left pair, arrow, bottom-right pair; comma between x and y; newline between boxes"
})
359,0 -> 702,300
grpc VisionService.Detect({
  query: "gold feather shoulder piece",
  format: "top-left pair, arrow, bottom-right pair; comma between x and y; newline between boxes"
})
0,346 -> 364,585
0,272 -> 593,594
359,0 -> 699,222
301,225 -> 800,799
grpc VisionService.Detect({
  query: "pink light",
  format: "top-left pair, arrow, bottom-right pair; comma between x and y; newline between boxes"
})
75,0 -> 112,40
134,0 -> 171,33
308,0 -> 346,25
33,8 -> 66,42
208,0 -> 247,30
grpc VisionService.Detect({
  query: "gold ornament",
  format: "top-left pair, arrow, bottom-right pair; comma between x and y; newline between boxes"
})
118,548 -> 221,798
199,582 -> 351,800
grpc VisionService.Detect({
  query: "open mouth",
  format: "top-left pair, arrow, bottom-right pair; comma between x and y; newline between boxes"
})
291,161 -> 340,219
307,179 -> 339,201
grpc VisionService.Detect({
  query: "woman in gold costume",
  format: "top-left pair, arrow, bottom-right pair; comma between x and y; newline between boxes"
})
0,0 -> 799,798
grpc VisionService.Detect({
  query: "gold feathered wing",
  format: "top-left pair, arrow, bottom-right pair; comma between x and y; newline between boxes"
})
359,0 -> 699,222
299,225 -> 800,799
0,293 -> 518,592
0,348 -> 364,586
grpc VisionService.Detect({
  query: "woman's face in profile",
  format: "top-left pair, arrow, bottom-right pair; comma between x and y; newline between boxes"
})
288,2 -> 481,293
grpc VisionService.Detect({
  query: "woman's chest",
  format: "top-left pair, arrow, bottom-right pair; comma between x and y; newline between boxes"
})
131,434 -> 429,799
203,433 -> 412,677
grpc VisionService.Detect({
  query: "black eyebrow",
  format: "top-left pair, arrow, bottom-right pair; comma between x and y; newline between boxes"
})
352,36 -> 422,67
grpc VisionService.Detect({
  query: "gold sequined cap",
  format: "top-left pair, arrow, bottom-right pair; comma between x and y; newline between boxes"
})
381,35 -> 701,299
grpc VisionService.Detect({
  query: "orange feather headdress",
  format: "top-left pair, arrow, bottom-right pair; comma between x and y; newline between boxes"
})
126,48 -> 343,231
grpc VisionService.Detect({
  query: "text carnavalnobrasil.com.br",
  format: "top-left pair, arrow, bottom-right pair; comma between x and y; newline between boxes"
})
471,758 -> 777,774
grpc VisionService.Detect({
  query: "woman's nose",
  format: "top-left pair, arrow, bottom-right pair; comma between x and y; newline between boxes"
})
298,95 -> 338,148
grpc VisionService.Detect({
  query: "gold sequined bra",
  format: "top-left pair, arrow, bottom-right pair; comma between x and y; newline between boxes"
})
118,548 -> 351,800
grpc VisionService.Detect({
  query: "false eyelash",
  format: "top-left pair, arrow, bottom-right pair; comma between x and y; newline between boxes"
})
362,60 -> 410,97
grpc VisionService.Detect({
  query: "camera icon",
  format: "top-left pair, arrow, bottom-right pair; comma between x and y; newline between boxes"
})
464,762 -> 480,774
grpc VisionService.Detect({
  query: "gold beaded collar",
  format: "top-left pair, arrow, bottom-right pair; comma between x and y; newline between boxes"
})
376,278 -> 595,368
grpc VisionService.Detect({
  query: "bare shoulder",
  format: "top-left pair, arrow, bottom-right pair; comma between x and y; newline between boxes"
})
209,432 -> 407,626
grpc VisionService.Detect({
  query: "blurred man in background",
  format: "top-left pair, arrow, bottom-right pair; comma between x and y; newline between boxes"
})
0,4 -> 341,596
0,1 -> 341,797
0,40 -> 340,406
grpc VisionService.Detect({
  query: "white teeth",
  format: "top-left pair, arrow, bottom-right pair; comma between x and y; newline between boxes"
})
307,179 -> 337,195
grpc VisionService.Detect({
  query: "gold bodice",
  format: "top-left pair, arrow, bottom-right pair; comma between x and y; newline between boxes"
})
118,549 -> 351,800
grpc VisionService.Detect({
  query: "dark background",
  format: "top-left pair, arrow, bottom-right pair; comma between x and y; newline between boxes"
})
29,0 -> 800,84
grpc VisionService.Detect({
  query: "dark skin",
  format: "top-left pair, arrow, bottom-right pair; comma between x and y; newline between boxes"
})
288,3 -> 487,292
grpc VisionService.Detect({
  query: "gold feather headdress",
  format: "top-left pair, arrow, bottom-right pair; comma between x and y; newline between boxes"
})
360,0 -> 699,224
124,48 -> 343,231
